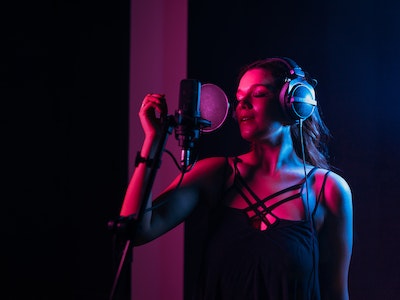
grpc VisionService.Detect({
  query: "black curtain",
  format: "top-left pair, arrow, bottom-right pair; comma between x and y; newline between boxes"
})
2,1 -> 130,299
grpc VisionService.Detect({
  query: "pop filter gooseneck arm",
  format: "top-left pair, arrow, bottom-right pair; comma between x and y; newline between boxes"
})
108,115 -> 176,300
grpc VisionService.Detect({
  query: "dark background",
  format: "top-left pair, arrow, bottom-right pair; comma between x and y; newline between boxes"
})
2,1 -> 130,299
3,0 -> 400,299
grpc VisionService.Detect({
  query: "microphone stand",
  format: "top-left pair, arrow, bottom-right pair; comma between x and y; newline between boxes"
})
108,115 -> 176,300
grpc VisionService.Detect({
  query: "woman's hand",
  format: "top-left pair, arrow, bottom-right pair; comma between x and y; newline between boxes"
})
139,93 -> 168,139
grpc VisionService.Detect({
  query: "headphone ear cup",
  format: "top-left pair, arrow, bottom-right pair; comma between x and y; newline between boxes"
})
279,78 -> 317,124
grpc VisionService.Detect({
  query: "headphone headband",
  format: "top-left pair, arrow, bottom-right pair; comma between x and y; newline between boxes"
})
264,57 -> 306,78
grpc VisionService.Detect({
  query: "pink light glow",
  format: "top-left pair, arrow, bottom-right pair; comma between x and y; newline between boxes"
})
129,0 -> 187,299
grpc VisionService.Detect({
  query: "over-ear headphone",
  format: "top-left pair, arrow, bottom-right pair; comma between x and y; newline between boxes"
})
267,57 -> 317,124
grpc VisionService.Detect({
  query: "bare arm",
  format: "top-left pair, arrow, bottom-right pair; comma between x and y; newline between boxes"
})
119,93 -> 227,245
318,172 -> 353,300
132,156 -> 227,244
120,93 -> 167,218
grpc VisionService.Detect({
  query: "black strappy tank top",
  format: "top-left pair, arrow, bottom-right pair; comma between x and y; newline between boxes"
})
232,158 -> 319,230
194,158 -> 331,300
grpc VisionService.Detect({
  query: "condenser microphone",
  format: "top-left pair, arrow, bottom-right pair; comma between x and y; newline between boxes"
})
175,79 -> 209,168
174,79 -> 230,169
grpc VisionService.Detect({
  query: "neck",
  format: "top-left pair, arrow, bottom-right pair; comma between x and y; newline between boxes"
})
249,126 -> 301,174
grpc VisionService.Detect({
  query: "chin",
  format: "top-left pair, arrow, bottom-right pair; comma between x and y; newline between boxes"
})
239,131 -> 257,142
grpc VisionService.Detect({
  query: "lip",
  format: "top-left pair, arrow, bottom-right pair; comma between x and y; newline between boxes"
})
238,115 -> 254,123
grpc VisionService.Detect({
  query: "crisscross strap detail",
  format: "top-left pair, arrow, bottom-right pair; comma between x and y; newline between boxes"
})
232,157 -> 318,229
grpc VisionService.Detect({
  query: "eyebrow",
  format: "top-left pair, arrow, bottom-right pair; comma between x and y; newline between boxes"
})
236,84 -> 275,97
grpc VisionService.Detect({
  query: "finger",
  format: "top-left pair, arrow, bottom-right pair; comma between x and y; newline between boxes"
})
141,93 -> 163,106
141,93 -> 167,115
146,93 -> 165,104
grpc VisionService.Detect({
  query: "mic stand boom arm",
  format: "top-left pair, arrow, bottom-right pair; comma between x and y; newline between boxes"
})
109,115 -> 176,300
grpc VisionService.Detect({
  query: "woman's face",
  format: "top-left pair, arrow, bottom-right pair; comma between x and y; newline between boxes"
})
235,68 -> 284,142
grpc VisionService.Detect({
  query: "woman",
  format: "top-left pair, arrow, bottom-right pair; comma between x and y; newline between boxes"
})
119,57 -> 353,299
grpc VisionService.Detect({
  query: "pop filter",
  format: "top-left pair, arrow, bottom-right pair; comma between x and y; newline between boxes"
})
200,83 -> 229,133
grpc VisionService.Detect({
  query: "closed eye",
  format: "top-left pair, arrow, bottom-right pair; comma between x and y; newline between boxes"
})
235,84 -> 275,106
251,85 -> 274,98
252,91 -> 270,98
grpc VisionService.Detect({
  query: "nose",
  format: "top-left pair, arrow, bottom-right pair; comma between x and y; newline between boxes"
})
236,96 -> 252,110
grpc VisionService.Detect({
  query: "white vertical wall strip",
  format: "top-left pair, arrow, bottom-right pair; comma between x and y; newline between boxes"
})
129,0 -> 187,299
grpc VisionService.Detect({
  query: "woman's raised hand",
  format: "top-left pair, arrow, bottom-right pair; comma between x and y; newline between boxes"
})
139,93 -> 168,139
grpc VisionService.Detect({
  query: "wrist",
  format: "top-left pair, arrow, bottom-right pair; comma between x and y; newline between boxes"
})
135,151 -> 155,168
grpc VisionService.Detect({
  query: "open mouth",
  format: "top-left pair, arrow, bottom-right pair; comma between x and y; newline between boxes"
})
240,116 -> 254,122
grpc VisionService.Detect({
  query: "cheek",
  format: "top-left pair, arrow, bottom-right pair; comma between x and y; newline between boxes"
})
232,102 -> 241,121
233,107 -> 238,121
263,98 -> 284,118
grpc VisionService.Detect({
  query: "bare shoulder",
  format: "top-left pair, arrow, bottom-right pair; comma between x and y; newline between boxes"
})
316,169 -> 353,298
192,156 -> 230,175
176,156 -> 230,188
315,169 -> 353,217
195,156 -> 229,168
